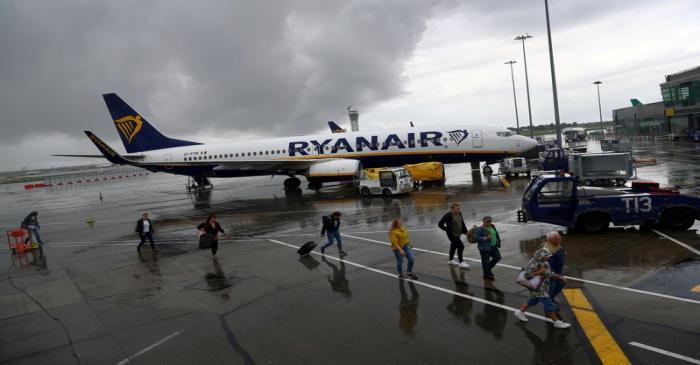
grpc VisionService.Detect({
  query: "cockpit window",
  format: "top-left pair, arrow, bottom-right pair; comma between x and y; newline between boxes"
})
496,131 -> 514,137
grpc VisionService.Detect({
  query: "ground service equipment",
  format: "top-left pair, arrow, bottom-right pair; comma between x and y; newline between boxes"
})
498,157 -> 531,178
359,167 -> 413,197
517,174 -> 700,233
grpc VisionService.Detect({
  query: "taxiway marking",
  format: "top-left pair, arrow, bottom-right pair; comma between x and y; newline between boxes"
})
563,289 -> 631,365
117,330 -> 183,365
265,238 -> 553,323
340,233 -> 700,305
629,341 -> 700,364
651,229 -> 700,256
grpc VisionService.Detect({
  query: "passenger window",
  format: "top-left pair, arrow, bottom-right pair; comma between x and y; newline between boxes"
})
538,181 -> 574,202
283,149 -> 286,154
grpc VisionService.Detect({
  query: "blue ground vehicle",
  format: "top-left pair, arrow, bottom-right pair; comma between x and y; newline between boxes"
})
517,174 -> 700,233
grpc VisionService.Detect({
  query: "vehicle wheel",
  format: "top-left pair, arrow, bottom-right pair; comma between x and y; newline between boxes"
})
615,179 -> 627,187
576,213 -> 610,234
661,208 -> 696,230
360,187 -> 371,196
382,188 -> 392,197
284,177 -> 301,190
483,165 -> 493,175
413,182 -> 420,189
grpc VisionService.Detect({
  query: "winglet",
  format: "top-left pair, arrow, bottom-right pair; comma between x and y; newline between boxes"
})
84,131 -> 131,165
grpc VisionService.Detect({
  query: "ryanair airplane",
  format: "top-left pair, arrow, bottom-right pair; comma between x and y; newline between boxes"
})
62,93 -> 537,190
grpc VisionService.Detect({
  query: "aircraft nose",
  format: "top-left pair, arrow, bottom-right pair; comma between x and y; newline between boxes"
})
520,135 -> 538,152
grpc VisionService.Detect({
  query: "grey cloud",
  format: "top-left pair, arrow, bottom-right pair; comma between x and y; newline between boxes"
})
0,0 -> 441,147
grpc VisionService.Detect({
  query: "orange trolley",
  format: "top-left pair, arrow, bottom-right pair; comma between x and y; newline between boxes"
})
6,229 -> 32,255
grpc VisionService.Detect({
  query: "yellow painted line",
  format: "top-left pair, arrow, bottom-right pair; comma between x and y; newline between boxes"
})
563,288 -> 631,365
691,284 -> 700,293
499,175 -> 510,187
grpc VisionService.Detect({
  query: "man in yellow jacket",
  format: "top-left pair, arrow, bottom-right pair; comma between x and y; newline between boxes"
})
389,218 -> 418,280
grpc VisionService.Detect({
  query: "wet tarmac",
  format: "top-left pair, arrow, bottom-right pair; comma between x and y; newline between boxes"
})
1,139 -> 699,364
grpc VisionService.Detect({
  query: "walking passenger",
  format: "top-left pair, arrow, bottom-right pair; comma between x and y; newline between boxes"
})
198,214 -> 228,260
135,212 -> 157,253
437,204 -> 470,269
513,247 -> 571,329
389,218 -> 417,280
475,216 -> 501,280
320,211 -> 346,256
544,231 -> 567,304
21,211 -> 44,245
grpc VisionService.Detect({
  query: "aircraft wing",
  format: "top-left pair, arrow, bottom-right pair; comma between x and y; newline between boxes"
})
53,154 -> 145,160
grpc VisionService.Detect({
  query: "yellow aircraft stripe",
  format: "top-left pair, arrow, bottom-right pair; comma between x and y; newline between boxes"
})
563,288 -> 631,365
691,284 -> 700,293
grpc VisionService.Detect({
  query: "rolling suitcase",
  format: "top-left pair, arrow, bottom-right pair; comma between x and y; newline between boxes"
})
297,238 -> 321,256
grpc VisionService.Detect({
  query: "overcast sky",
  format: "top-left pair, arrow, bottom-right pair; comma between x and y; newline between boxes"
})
1,0 -> 698,171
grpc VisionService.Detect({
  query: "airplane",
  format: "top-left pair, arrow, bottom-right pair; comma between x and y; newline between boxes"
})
58,93 -> 537,190
327,121 -> 346,133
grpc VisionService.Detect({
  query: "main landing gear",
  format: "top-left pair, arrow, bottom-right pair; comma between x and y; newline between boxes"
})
187,176 -> 213,191
284,176 -> 301,190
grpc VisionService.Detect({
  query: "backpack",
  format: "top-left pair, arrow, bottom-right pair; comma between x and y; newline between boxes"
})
322,215 -> 330,228
466,225 -> 478,244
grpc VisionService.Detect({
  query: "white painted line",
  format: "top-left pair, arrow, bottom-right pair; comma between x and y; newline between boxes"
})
651,229 -> 700,256
340,233 -> 700,305
265,238 -> 551,323
43,238 -> 260,247
629,341 -> 700,364
117,330 -> 183,365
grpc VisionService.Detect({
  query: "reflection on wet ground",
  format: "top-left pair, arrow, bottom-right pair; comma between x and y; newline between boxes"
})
0,140 -> 699,364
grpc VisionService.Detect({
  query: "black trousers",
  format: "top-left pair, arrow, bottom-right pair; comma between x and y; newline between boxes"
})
138,232 -> 155,250
211,241 -> 219,255
448,235 -> 464,262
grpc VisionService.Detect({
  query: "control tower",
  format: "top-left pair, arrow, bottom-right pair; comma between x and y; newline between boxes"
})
347,106 -> 359,132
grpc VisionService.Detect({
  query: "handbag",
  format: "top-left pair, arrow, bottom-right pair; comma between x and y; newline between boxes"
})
199,234 -> 214,249
515,270 -> 543,290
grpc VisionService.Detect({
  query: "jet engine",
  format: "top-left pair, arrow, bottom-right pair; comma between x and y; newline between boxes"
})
307,159 -> 362,183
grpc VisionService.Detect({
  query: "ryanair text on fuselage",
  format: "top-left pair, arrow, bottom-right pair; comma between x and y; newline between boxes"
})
288,131 -> 464,156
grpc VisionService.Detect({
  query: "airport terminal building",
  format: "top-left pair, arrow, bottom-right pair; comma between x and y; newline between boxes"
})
614,65 -> 700,136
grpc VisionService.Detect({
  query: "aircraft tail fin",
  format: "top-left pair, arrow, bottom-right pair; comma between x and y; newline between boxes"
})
327,121 -> 346,133
102,93 -> 201,153
630,98 -> 643,107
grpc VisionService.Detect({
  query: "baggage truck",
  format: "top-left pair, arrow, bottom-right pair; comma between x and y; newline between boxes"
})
517,174 -> 700,233
359,167 -> 413,197
539,148 -> 635,186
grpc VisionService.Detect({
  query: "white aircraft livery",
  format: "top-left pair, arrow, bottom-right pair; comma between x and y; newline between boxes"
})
61,93 -> 537,189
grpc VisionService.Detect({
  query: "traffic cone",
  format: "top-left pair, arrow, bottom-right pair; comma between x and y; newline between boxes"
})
86,213 -> 95,224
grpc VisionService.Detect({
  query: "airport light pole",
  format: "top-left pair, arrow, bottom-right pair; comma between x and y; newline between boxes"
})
514,33 -> 534,138
505,60 -> 520,132
594,81 -> 604,136
544,0 -> 562,148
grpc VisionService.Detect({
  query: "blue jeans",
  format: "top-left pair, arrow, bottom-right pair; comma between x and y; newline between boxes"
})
527,296 -> 558,313
393,245 -> 415,274
25,228 -> 44,244
321,230 -> 342,251
479,246 -> 501,277
549,277 -> 566,300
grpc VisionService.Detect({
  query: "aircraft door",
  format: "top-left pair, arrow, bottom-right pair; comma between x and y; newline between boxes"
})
162,152 -> 172,161
472,129 -> 483,148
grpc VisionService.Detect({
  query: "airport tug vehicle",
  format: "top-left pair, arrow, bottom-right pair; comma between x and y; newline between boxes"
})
359,167 -> 413,197
498,157 -> 531,178
517,174 -> 700,233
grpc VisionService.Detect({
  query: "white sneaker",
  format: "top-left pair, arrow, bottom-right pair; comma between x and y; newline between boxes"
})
449,259 -> 459,266
458,261 -> 470,269
514,310 -> 528,322
553,320 -> 571,329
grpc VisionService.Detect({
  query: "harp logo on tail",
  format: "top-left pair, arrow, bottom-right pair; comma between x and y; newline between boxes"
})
114,115 -> 143,144
447,129 -> 469,145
